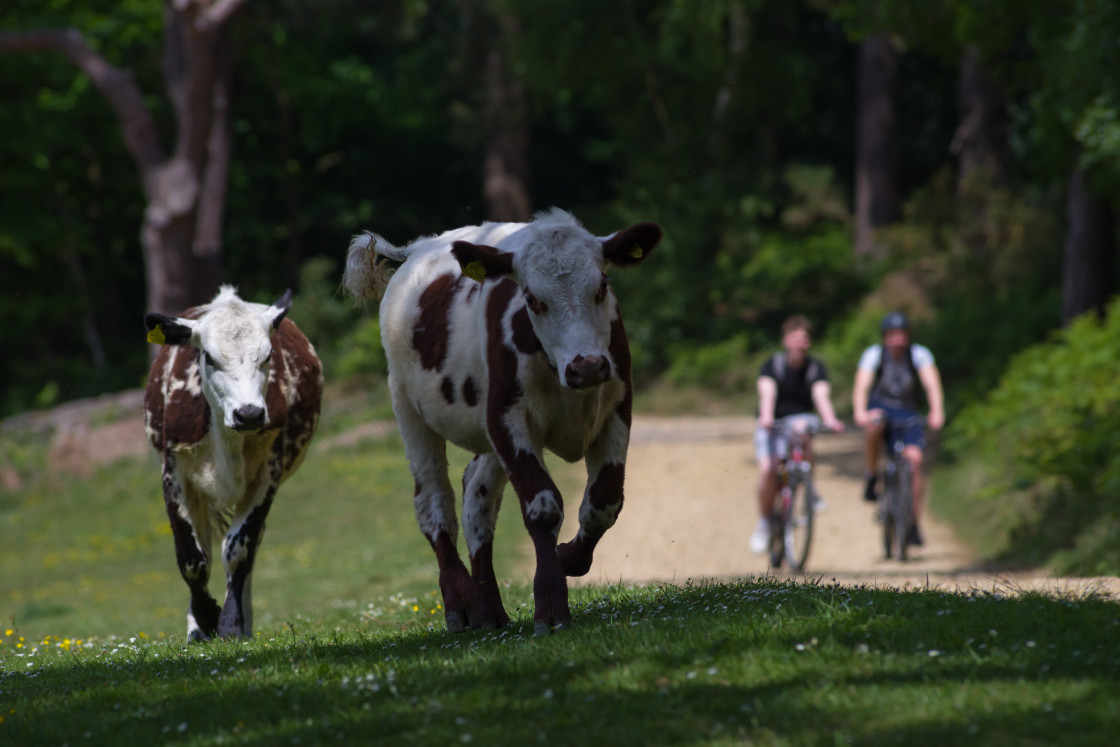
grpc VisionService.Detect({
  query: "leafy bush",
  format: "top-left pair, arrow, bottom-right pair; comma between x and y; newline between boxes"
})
663,332 -> 752,390
949,298 -> 1120,574
337,316 -> 388,380
293,256 -> 387,383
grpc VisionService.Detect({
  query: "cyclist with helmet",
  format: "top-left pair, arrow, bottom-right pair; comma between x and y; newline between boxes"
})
852,312 -> 945,546
750,314 -> 844,554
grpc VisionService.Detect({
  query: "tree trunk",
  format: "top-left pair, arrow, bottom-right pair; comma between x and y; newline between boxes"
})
481,14 -> 531,222
1062,164 -> 1116,325
708,5 -> 749,160
0,0 -> 248,321
953,46 -> 1009,191
854,34 -> 900,259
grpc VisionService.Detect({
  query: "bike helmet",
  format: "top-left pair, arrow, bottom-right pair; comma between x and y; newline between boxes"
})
880,311 -> 909,334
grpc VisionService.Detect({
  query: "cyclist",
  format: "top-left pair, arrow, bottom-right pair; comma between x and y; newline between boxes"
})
852,311 -> 945,547
751,314 -> 844,554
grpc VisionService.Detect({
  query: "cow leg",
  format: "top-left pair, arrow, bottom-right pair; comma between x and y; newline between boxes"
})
503,449 -> 569,635
162,457 -> 220,641
395,398 -> 479,632
558,409 -> 630,577
461,454 -> 510,628
217,472 -> 278,638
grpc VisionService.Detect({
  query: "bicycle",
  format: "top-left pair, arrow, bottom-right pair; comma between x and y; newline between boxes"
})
878,416 -> 925,562
766,416 -> 824,572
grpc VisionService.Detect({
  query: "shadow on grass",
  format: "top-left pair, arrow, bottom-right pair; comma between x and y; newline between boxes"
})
6,578 -> 1119,745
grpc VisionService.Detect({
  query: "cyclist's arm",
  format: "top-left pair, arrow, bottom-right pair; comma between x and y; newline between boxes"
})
852,367 -> 876,427
918,363 -> 945,430
757,375 -> 778,429
810,380 -> 843,431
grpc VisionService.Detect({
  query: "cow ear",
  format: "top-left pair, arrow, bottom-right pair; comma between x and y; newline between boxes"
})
451,241 -> 514,283
144,313 -> 195,346
600,222 -> 662,267
266,289 -> 292,331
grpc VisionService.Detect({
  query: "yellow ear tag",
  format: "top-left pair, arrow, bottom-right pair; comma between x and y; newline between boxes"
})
463,260 -> 486,282
629,244 -> 643,259
147,324 -> 166,345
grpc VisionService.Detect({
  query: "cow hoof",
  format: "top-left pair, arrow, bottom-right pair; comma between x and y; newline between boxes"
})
445,611 -> 467,633
187,629 -> 210,644
557,541 -> 593,577
533,620 -> 552,637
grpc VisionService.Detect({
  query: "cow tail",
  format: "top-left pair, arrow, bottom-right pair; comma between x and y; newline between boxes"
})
343,232 -> 400,303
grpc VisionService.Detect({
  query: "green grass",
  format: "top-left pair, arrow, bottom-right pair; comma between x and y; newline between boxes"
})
0,427 -> 542,643
2,579 -> 1118,745
3,397 -> 1120,745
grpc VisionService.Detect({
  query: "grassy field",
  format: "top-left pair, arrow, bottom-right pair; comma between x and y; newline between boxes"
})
0,416 -> 564,643
3,397 -> 1120,745
3,577 -> 1118,745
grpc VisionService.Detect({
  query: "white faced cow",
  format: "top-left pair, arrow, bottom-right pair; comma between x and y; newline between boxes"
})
143,286 -> 323,640
343,209 -> 661,634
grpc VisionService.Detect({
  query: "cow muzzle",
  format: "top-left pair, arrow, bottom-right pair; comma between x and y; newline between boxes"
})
231,404 -> 267,432
564,354 -> 611,389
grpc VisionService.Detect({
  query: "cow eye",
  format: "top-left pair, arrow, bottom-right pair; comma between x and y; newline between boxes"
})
595,277 -> 609,304
525,291 -> 547,315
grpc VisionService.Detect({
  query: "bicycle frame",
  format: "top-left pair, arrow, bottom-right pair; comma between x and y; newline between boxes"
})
767,417 -> 821,572
879,416 -> 922,561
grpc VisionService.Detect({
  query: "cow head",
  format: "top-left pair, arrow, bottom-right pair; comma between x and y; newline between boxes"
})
452,215 -> 661,390
145,287 -> 292,432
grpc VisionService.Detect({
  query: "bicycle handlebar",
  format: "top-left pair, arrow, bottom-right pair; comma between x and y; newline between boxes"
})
770,415 -> 825,437
878,415 -> 926,429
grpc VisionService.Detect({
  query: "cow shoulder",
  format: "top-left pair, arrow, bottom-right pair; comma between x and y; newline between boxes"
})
269,317 -> 323,471
159,345 -> 211,449
146,306 -> 210,452
483,278 -> 524,407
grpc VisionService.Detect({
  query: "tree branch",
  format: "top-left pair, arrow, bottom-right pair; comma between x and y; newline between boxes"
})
200,0 -> 252,30
0,29 -> 166,191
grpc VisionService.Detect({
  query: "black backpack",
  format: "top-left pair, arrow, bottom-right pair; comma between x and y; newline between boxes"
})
873,343 -> 923,406
770,352 -> 821,383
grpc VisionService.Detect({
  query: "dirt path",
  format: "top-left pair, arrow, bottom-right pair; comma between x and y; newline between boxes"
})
7,393 -> 1115,599
565,415 -> 1120,599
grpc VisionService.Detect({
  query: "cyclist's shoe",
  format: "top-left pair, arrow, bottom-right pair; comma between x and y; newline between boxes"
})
906,523 -> 925,547
750,518 -> 770,554
863,475 -> 878,503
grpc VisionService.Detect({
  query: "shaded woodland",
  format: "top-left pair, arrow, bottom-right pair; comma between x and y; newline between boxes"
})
2,0 -> 1118,417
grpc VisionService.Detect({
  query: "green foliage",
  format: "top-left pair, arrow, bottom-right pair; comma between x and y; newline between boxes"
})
949,298 -> 1120,574
664,332 -> 752,390
0,1 -> 160,417
337,317 -> 388,380
4,578 -> 1120,745
876,169 -> 1064,411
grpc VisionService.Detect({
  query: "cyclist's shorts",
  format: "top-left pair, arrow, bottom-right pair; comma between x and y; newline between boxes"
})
755,413 -> 820,463
869,399 -> 925,449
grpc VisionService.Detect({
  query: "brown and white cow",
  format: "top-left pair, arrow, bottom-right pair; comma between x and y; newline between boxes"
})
343,209 -> 661,634
143,286 -> 323,640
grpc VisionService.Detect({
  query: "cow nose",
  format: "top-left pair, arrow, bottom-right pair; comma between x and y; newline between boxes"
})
232,404 -> 266,431
565,354 -> 611,389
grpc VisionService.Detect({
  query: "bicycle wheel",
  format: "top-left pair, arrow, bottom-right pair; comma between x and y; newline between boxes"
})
768,493 -> 787,569
784,475 -> 814,572
894,461 -> 913,562
881,468 -> 896,560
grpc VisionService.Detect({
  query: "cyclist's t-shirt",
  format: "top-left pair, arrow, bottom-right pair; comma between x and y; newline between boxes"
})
758,353 -> 829,418
857,343 -> 935,410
